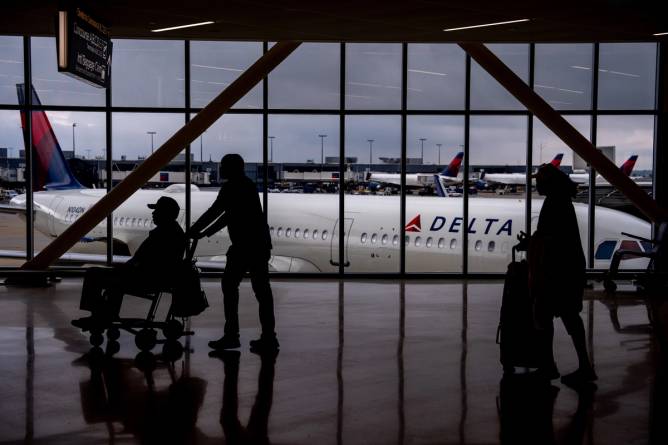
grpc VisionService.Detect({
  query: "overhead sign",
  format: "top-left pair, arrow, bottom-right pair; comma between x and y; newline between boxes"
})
56,8 -> 112,88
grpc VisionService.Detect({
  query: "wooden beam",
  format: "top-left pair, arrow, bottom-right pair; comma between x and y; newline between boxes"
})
22,41 -> 301,270
459,42 -> 667,223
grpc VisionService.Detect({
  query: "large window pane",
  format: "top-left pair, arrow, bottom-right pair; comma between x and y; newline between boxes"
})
0,36 -> 23,105
345,115 -> 401,273
269,43 -> 339,109
268,115 -> 339,273
594,115 -> 654,269
407,44 -> 466,109
469,116 -> 527,273
30,37 -> 105,106
30,112 -> 106,257
598,43 -> 657,110
0,110 -> 26,264
406,116 -> 465,273
534,44 -> 593,110
190,41 -> 262,109
470,44 -> 528,110
112,39 -> 184,107
111,113 -> 185,257
532,116 -> 591,262
190,114 -> 263,265
346,43 -> 402,110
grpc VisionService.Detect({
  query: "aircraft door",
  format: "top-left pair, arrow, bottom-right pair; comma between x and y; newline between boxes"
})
330,218 -> 354,267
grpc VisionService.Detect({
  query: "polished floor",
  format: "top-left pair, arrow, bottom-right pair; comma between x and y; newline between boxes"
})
0,278 -> 667,444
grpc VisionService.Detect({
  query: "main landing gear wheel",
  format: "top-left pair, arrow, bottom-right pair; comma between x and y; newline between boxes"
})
89,329 -> 104,347
107,327 -> 121,341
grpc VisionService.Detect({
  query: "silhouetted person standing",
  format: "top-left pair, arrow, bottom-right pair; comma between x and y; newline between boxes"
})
73,196 -> 186,328
530,163 -> 597,385
189,154 -> 277,351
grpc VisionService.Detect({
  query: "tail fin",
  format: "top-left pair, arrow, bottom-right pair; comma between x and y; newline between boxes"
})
550,153 -> 564,168
441,151 -> 464,177
619,155 -> 638,176
17,84 -> 84,190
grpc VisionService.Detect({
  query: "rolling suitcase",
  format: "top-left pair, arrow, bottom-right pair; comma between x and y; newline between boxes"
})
497,240 -> 543,372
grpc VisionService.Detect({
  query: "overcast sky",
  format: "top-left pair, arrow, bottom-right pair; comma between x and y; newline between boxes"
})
0,37 -> 658,170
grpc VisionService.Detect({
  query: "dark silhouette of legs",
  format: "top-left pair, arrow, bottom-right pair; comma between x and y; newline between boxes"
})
221,254 -> 245,339
249,257 -> 275,338
561,313 -> 597,384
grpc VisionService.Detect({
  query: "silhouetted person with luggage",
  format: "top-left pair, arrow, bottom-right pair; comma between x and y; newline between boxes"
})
72,196 -> 186,329
530,163 -> 597,386
188,153 -> 278,352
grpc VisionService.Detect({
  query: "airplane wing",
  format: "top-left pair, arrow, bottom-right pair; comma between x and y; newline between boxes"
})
0,203 -> 25,214
0,249 -> 229,270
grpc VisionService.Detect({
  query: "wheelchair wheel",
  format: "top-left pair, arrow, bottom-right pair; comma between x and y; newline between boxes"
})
163,319 -> 184,340
162,340 -> 184,362
90,330 -> 104,347
107,327 -> 121,341
603,278 -> 617,293
135,329 -> 157,351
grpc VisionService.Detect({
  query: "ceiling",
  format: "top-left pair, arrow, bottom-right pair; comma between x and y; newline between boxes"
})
2,0 -> 668,43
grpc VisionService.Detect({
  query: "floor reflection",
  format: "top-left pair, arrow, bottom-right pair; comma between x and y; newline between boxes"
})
0,279 -> 666,444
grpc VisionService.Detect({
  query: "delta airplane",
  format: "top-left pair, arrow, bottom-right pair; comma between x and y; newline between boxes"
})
368,152 -> 463,188
482,154 -> 564,186
0,85 -> 653,273
569,155 -> 644,186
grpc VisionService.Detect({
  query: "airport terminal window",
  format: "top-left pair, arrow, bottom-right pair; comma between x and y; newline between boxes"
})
30,37 -> 105,106
0,36 -> 23,105
269,43 -> 339,109
534,44 -> 593,110
407,44 -> 466,110
0,37 -> 662,276
598,43 -> 657,110
112,39 -> 184,108
346,43 -> 402,110
470,44 -> 529,110
190,41 -> 262,109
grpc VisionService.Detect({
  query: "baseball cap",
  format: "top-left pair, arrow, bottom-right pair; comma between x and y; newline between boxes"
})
147,196 -> 180,219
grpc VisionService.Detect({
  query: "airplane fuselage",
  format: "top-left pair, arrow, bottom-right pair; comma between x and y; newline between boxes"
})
11,188 -> 651,273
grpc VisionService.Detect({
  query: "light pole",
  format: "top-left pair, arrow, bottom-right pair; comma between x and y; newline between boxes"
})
269,136 -> 275,163
147,131 -> 156,155
318,134 -> 327,171
419,138 -> 427,164
72,122 -> 77,158
367,139 -> 374,172
200,135 -> 203,163
436,143 -> 442,166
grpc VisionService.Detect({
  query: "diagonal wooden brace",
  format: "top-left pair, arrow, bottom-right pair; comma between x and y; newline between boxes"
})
22,41 -> 301,270
459,42 -> 667,223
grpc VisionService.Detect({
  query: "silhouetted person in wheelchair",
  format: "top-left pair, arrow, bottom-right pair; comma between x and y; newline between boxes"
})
188,153 -> 278,352
72,196 -> 186,329
530,163 -> 597,386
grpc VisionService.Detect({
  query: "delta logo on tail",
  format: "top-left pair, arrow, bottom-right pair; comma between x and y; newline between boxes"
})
550,153 -> 563,167
405,214 -> 421,232
620,155 -> 638,176
16,84 -> 83,191
441,151 -> 464,177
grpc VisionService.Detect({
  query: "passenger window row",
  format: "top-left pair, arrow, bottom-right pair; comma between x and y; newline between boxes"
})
360,232 -> 497,252
269,226 -> 329,241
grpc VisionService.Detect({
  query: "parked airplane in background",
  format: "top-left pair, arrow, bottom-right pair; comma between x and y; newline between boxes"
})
481,153 -> 564,186
0,85 -> 652,273
368,151 -> 464,188
569,155 -> 641,185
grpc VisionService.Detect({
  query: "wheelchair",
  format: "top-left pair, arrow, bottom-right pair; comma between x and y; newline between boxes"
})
603,222 -> 668,293
86,240 -> 204,354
